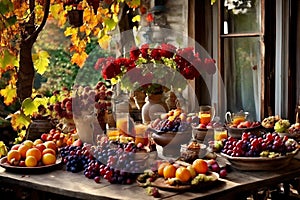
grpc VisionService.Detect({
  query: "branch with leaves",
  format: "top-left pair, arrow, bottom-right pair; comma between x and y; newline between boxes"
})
0,0 -> 141,106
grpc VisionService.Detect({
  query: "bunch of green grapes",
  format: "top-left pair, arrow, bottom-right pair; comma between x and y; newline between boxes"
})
274,119 -> 290,133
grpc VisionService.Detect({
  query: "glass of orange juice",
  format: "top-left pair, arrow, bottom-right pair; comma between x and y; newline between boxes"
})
134,123 -> 149,146
199,105 -> 215,125
116,113 -> 134,136
214,127 -> 228,141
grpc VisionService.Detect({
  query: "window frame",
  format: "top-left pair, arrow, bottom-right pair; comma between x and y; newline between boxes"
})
217,0 -> 267,120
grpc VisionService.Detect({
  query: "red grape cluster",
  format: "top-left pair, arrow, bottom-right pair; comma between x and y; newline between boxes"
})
221,132 -> 297,157
72,82 -> 113,119
91,139 -> 148,184
49,91 -> 73,120
49,81 -> 113,123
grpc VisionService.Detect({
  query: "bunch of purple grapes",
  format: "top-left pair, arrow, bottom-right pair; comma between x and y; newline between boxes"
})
221,132 -> 297,157
91,140 -> 148,184
153,118 -> 191,132
60,145 -> 93,173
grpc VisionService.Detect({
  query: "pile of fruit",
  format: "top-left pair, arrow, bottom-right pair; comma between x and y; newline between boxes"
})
137,158 -> 225,188
289,123 -> 300,135
150,108 -> 194,132
228,121 -> 261,129
60,137 -> 150,184
6,139 -> 58,167
261,115 -> 280,129
221,132 -> 298,157
40,128 -> 78,148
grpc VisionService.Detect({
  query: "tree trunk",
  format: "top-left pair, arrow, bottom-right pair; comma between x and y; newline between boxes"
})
17,39 -> 36,102
16,0 -> 50,102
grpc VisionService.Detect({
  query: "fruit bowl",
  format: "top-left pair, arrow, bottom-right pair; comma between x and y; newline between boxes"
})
151,131 -> 192,157
0,156 -> 63,174
220,150 -> 298,171
226,125 -> 262,139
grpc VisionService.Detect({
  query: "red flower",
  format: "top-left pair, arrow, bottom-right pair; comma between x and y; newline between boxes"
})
150,48 -> 161,60
181,66 -> 199,79
94,58 -> 106,70
160,43 -> 176,58
191,57 -> 203,72
130,46 -> 140,61
101,61 -> 121,79
204,58 -> 216,74
176,47 -> 195,60
140,44 -> 149,59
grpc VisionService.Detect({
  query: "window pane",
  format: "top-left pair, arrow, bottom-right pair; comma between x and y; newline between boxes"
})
223,0 -> 261,34
224,37 -> 261,121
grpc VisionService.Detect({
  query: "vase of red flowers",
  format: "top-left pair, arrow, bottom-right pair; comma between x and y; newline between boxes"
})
96,43 -> 216,123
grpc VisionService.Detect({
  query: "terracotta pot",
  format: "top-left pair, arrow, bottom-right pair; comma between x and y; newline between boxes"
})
26,119 -> 54,141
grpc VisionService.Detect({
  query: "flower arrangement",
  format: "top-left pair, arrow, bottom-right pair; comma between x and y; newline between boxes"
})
94,43 -> 216,94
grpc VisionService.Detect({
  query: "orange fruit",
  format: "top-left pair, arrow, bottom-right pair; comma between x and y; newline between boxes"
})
175,167 -> 192,182
42,153 -> 56,165
42,148 -> 56,156
23,140 -> 34,148
163,164 -> 176,179
33,139 -> 43,146
25,156 -> 37,167
26,147 -> 42,162
7,150 -> 21,163
158,162 -> 170,177
44,141 -> 57,152
18,144 -> 30,159
192,159 -> 208,174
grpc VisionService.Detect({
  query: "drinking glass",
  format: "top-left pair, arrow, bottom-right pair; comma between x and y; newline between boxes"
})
199,105 -> 215,125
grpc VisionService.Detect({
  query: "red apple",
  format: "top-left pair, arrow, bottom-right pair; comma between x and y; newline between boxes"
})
199,124 -> 207,129
41,133 -> 48,141
11,144 -> 21,151
72,139 -> 83,147
35,143 -> 46,152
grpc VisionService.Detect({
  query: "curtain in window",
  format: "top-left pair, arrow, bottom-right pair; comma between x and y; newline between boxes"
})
224,37 -> 260,121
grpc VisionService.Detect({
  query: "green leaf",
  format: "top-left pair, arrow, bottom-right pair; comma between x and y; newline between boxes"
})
104,18 -> 117,31
11,112 -> 31,131
0,50 -> 18,69
211,0 -> 217,5
49,95 -> 58,104
6,16 -> 17,27
33,97 -> 49,109
22,98 -> 38,116
33,51 -> 50,74
0,0 -> 13,15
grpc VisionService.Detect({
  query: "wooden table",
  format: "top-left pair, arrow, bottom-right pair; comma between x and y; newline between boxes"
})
1,159 -> 300,200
